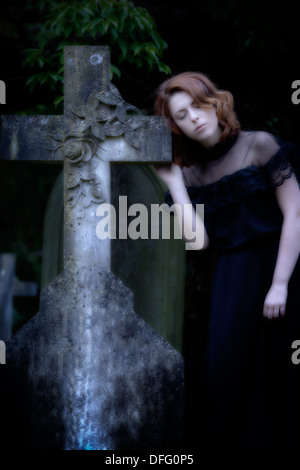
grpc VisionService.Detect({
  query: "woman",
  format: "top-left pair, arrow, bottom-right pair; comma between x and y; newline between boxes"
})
154,72 -> 300,448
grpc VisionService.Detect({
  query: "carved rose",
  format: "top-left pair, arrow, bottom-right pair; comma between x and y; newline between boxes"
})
50,85 -> 147,209
62,136 -> 96,165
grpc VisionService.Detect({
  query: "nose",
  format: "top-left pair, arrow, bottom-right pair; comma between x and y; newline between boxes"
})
189,109 -> 199,122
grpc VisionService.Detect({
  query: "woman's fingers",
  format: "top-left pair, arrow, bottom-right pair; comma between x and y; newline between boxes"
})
263,302 -> 286,319
263,283 -> 287,319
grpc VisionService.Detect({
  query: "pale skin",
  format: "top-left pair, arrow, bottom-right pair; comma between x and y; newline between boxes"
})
155,91 -> 300,319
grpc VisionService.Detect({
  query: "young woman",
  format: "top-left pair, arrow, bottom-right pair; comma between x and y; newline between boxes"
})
154,72 -> 300,449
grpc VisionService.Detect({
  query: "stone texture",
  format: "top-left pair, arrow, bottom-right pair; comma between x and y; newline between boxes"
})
3,266 -> 184,450
41,164 -> 186,352
0,46 -> 185,450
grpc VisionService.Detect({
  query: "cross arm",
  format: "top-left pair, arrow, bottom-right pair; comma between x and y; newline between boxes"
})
0,115 -> 73,162
112,115 -> 172,164
0,114 -> 172,164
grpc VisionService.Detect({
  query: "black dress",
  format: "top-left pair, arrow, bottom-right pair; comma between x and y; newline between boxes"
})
167,130 -> 300,449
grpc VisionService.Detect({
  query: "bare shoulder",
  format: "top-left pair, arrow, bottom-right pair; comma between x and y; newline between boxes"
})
252,130 -> 279,146
244,130 -> 281,166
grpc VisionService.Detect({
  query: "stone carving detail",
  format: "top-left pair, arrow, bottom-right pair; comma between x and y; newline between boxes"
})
52,85 -> 147,208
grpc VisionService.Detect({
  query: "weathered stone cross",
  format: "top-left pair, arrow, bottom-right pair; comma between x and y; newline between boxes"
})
0,46 -> 184,450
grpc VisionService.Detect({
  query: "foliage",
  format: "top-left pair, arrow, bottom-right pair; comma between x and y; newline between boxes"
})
23,0 -> 171,107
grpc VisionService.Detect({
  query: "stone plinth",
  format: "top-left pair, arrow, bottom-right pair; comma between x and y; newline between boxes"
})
2,266 -> 184,450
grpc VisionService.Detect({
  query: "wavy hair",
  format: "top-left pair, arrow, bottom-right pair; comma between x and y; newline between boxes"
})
154,71 -> 241,166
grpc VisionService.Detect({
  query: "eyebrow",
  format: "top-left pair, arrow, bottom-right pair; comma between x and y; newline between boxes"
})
172,99 -> 195,117
173,109 -> 186,117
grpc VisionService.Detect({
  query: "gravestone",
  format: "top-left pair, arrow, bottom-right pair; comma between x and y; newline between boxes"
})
111,164 -> 186,351
41,166 -> 186,352
41,170 -> 64,290
0,46 -> 185,450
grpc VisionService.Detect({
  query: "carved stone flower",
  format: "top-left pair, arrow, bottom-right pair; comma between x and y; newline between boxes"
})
50,84 -> 147,209
62,135 -> 96,165
52,132 -> 98,164
71,86 -> 147,149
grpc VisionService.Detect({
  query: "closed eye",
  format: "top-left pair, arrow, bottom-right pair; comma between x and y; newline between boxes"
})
174,112 -> 186,120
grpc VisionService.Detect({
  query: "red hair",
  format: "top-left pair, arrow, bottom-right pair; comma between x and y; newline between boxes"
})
154,71 -> 241,166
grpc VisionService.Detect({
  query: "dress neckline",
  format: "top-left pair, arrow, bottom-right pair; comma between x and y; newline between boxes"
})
204,134 -> 239,163
187,138 -> 292,192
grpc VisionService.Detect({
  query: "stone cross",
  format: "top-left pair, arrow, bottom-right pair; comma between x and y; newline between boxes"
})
0,46 -> 184,450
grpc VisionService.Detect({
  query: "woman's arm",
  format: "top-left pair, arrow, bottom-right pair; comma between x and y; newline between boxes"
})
155,163 -> 209,250
263,173 -> 300,318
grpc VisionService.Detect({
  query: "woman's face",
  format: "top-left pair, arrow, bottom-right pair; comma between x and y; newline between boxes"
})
168,91 -> 222,148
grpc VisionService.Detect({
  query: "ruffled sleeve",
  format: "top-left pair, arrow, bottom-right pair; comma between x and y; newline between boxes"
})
249,131 -> 300,189
262,141 -> 300,190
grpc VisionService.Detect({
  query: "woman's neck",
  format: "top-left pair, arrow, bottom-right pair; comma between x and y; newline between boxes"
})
200,125 -> 223,149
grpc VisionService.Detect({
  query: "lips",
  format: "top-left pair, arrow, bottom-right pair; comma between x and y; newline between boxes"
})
194,123 -> 206,132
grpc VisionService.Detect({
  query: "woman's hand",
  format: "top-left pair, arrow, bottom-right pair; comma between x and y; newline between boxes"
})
263,282 -> 288,319
154,163 -> 184,189
264,173 -> 300,319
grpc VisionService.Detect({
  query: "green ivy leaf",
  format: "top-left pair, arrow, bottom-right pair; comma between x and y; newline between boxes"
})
118,38 -> 128,58
110,64 -> 121,80
23,0 -> 171,100
54,95 -> 64,109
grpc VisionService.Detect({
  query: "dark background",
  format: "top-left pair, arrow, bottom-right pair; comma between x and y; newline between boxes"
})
1,0 -> 300,449
2,0 -> 300,139
1,0 -> 300,352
